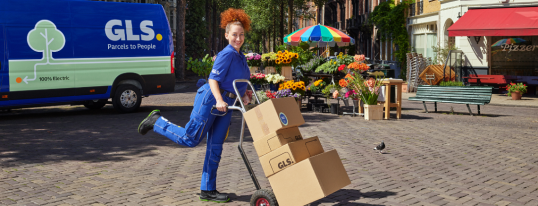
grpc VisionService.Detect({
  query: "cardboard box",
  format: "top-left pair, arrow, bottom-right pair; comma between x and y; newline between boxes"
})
244,97 -> 305,140
268,149 -> 351,206
259,136 -> 323,177
253,127 -> 303,157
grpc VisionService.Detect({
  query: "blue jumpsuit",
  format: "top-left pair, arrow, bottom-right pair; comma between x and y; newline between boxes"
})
153,44 -> 250,191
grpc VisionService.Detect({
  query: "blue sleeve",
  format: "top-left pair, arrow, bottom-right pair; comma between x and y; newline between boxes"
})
209,51 -> 233,82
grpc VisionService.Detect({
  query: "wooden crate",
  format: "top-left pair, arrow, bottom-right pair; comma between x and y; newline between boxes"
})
419,65 -> 456,85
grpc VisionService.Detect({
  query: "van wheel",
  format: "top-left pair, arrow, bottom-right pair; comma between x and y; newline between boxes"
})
113,84 -> 141,113
83,99 -> 108,110
250,189 -> 278,206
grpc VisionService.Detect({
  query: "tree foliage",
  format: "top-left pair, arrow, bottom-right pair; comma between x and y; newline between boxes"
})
370,0 -> 413,79
185,0 -> 208,59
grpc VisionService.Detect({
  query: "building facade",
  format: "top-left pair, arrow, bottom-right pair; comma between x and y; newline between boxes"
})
440,0 -> 538,94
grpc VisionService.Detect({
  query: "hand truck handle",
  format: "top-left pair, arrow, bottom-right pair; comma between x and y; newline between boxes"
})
210,105 -> 243,116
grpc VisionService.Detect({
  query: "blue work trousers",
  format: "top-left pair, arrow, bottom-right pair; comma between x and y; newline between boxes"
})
153,84 -> 235,191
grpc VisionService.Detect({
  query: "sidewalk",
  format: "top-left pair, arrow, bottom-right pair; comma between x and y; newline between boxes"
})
402,91 -> 538,108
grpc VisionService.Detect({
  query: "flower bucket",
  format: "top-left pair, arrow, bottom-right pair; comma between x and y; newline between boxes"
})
511,91 -> 522,100
364,104 -> 383,120
253,84 -> 261,91
343,99 -> 349,107
269,83 -> 279,91
297,99 -> 302,110
281,66 -> 293,80
264,66 -> 276,74
331,103 -> 339,114
249,66 -> 259,74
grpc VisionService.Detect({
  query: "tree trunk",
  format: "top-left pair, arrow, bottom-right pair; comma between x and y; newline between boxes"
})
280,2 -> 284,46
271,16 -> 275,51
262,30 -> 267,53
175,0 -> 186,81
288,0 -> 293,34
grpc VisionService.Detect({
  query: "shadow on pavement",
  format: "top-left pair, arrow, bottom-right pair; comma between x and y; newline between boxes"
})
309,189 -> 396,205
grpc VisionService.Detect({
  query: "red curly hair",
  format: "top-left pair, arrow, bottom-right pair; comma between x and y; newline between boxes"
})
220,8 -> 251,32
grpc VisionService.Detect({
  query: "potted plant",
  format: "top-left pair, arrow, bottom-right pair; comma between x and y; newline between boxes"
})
321,84 -> 341,114
506,82 -> 527,100
261,52 -> 277,74
279,80 -> 306,108
246,53 -> 262,73
349,73 -> 385,120
273,88 -> 302,110
308,79 -> 327,94
186,54 -> 214,80
275,50 -> 300,80
249,73 -> 267,91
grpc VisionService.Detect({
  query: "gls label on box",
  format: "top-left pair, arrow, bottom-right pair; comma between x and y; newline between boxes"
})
279,112 -> 288,125
269,153 -> 294,172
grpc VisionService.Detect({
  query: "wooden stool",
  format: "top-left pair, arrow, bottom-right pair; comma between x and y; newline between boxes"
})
381,79 -> 404,119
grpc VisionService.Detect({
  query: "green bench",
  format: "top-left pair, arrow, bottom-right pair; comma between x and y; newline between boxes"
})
408,85 -> 493,116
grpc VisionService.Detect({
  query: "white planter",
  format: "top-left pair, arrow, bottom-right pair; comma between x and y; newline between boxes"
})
364,104 -> 383,120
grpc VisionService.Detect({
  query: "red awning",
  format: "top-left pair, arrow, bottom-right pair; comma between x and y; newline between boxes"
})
448,7 -> 538,36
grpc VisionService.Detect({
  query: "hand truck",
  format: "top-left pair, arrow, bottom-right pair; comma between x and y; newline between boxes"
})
211,79 -> 279,206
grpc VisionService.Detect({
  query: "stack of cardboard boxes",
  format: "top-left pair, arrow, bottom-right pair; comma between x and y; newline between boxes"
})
244,97 -> 351,206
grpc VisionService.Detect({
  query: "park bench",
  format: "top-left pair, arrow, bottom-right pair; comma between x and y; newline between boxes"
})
408,85 -> 493,116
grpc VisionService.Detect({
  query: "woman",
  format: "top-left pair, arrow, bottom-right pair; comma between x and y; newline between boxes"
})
137,8 -> 251,203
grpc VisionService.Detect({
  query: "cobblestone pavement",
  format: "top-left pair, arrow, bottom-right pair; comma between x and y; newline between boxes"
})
1,83 -> 538,206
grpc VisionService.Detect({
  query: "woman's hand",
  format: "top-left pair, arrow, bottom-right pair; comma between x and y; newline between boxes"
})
243,90 -> 253,105
242,94 -> 251,105
216,99 -> 228,112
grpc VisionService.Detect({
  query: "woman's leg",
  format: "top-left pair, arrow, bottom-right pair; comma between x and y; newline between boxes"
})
152,84 -> 218,147
200,96 -> 235,191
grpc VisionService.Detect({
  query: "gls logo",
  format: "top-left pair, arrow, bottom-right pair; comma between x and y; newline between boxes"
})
277,158 -> 293,169
105,20 -> 154,41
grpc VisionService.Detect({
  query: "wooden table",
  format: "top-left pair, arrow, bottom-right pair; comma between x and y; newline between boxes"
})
381,79 -> 405,119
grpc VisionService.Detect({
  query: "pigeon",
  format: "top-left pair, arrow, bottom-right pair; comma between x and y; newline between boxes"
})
374,141 -> 385,154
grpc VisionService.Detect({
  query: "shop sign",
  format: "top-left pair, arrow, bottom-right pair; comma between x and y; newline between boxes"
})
500,43 -> 537,52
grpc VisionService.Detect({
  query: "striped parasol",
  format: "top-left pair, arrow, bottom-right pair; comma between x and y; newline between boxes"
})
492,38 -> 526,47
283,24 -> 355,47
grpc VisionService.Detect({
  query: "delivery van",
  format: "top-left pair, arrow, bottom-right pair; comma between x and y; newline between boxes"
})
0,0 -> 175,113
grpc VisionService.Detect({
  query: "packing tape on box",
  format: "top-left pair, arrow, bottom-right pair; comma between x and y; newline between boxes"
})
254,107 -> 270,136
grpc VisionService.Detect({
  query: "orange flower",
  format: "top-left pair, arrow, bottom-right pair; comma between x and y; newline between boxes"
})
339,79 -> 348,87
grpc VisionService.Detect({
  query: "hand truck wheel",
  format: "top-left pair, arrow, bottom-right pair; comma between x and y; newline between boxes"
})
250,188 -> 278,206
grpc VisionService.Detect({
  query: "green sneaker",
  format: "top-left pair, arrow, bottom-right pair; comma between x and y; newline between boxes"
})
199,190 -> 230,203
137,110 -> 161,135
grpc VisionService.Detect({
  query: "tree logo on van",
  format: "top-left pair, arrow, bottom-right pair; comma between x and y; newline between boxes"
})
16,20 -> 66,84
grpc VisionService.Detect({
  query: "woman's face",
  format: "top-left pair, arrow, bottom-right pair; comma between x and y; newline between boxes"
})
225,24 -> 244,52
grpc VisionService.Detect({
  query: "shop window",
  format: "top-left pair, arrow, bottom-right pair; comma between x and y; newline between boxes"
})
491,36 -> 538,76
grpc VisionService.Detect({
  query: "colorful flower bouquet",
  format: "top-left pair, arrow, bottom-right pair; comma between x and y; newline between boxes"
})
348,73 -> 385,105
246,53 -> 262,67
250,73 -> 267,85
309,79 -> 327,93
276,50 -> 299,66
280,80 -> 306,97
261,52 -> 277,67
274,89 -> 302,100
265,73 -> 286,84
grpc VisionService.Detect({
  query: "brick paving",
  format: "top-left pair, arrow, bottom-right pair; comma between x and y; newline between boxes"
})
1,83 -> 538,206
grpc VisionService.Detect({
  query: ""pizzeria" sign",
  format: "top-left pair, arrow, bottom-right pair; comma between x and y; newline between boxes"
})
500,43 -> 537,52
